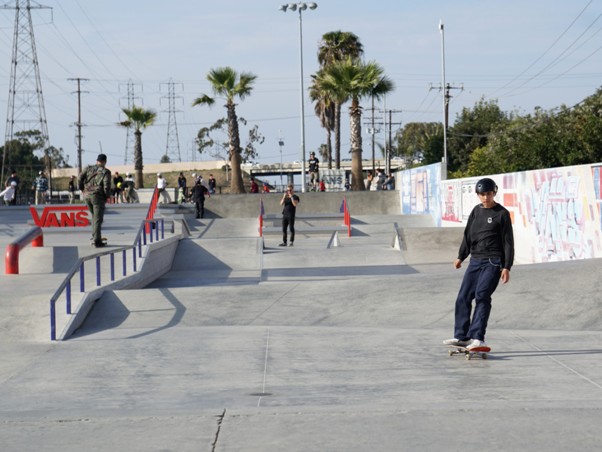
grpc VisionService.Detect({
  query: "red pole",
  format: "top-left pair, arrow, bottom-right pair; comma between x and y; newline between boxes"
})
259,215 -> 263,237
5,227 -> 43,274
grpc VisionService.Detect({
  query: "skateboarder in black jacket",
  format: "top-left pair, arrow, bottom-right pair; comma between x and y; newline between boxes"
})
443,177 -> 514,350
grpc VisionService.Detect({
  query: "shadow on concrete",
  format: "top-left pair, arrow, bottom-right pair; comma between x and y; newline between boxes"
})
71,291 -> 130,339
126,288 -> 186,339
262,264 -> 418,279
71,288 -> 187,340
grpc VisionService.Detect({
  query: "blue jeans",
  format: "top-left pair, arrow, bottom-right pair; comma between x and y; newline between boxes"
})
454,258 -> 502,341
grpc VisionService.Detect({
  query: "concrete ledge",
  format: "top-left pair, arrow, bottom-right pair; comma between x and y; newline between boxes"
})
262,225 -> 348,235
58,235 -> 182,340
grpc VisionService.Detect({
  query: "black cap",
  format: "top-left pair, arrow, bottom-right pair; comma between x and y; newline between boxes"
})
97,153 -> 107,162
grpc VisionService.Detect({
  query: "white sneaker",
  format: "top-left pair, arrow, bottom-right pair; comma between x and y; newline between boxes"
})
443,338 -> 471,347
467,339 -> 487,350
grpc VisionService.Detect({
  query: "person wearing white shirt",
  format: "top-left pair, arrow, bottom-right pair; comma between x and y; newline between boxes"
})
156,173 -> 171,204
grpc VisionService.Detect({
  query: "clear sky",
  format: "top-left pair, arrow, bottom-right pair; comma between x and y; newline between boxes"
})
1,0 -> 601,168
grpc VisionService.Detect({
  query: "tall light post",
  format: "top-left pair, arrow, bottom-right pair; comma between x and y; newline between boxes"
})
279,2 -> 318,193
278,130 -> 284,187
439,19 -> 448,179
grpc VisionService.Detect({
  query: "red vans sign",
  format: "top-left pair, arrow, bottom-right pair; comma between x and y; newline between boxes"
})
30,206 -> 90,227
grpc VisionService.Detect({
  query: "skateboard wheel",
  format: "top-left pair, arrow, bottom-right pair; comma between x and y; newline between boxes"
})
448,349 -> 454,356
465,353 -> 471,360
482,353 -> 488,359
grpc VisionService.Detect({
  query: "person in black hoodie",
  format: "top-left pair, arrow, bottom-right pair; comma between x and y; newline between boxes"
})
190,180 -> 207,219
443,177 -> 514,351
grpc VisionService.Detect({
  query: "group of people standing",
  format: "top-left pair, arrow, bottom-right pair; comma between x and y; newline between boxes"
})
1,169 -> 50,206
367,168 -> 395,191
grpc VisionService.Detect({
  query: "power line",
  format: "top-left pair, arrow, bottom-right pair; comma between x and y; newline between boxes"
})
68,77 -> 88,173
118,79 -> 143,164
2,0 -> 52,185
160,78 -> 183,162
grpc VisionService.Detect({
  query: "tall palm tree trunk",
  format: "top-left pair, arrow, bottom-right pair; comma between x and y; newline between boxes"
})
327,129 -> 333,169
334,103 -> 342,169
350,100 -> 365,190
227,104 -> 245,193
134,130 -> 144,188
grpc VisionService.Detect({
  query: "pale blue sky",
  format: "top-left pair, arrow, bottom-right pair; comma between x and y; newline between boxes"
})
0,0 -> 601,167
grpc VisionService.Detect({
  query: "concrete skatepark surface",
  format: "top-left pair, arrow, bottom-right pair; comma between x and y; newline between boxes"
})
1,195 -> 602,451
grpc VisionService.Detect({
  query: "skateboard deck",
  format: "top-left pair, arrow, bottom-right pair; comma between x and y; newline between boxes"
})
447,344 -> 491,360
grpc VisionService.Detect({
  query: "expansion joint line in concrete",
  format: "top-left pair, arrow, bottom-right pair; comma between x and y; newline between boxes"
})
512,332 -> 602,390
258,328 -> 271,407
211,408 -> 226,452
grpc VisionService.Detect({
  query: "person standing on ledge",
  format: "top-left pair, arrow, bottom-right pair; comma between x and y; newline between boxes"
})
443,177 -> 514,351
279,184 -> 300,247
78,154 -> 112,248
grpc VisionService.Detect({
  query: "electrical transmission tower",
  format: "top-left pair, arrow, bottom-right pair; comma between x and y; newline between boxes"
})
1,0 -> 52,184
119,79 -> 142,165
160,78 -> 183,162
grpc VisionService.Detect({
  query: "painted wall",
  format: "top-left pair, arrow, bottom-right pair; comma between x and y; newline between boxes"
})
398,162 -> 602,264
397,162 -> 443,226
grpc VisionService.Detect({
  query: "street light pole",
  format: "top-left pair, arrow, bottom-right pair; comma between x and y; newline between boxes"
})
278,130 -> 284,187
279,2 -> 318,193
439,19 -> 448,179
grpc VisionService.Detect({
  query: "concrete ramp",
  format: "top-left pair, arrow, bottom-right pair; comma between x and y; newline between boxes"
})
398,227 -> 464,264
149,237 -> 262,287
17,246 -> 80,274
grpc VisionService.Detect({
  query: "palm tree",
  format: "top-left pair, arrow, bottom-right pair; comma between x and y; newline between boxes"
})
321,59 -> 394,190
119,106 -> 157,189
193,67 -> 257,193
317,31 -> 364,169
309,70 -> 335,169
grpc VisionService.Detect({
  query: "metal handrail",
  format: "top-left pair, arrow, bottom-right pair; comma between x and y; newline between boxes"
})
4,226 -> 44,274
49,217 -> 165,340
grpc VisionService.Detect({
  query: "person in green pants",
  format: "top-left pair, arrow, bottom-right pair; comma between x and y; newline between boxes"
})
78,153 -> 112,247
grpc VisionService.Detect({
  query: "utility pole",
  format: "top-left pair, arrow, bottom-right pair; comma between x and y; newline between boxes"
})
119,79 -> 143,164
1,0 -> 52,186
364,102 -> 382,174
68,78 -> 88,173
385,109 -> 402,174
160,78 -> 183,162
429,82 -> 463,170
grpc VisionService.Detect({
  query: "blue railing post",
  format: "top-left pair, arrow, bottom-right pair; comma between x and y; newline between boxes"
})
80,261 -> 85,292
155,220 -> 159,241
161,218 -> 164,239
110,253 -> 115,282
96,256 -> 101,286
133,247 -> 137,272
66,279 -> 72,315
122,249 -> 127,277
50,300 -> 56,341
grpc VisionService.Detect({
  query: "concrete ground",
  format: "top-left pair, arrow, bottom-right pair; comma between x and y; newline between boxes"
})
1,200 -> 602,451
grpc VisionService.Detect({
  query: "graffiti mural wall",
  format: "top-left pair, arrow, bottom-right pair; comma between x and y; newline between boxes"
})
440,164 -> 602,264
398,162 -> 443,226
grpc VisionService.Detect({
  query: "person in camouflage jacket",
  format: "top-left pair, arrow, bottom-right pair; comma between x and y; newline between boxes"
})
78,153 -> 112,247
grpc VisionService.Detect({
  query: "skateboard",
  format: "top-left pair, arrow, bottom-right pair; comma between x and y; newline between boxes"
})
447,345 -> 491,360
90,237 -> 108,247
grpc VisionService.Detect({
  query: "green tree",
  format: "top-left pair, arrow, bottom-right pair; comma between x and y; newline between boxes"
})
193,67 -> 257,194
119,106 -> 157,188
320,59 -> 394,190
447,98 -> 509,175
316,31 -> 364,169
196,117 -> 264,164
394,122 -> 444,167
